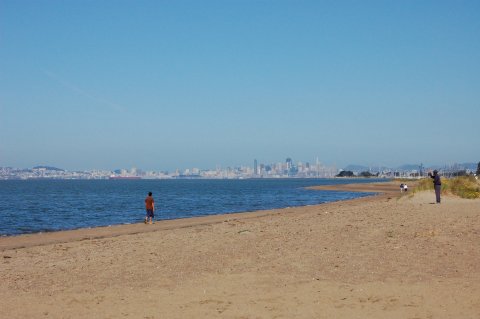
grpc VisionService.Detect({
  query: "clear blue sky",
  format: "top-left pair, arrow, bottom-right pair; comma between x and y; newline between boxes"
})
1,0 -> 479,171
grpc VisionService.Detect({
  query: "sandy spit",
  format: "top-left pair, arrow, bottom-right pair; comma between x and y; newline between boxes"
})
1,181 -> 479,318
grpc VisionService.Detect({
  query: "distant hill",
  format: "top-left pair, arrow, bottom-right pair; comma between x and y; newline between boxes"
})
396,164 -> 422,171
343,165 -> 389,173
459,162 -> 477,171
343,165 -> 369,173
343,162 -> 479,173
426,162 -> 477,171
33,166 -> 65,171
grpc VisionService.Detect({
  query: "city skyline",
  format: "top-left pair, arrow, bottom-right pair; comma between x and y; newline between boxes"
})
2,157 -> 477,176
1,1 -> 479,171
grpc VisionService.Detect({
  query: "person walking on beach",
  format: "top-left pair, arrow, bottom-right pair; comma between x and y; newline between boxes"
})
145,192 -> 155,224
428,170 -> 441,203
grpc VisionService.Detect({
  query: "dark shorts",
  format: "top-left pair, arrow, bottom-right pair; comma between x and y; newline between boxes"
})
146,209 -> 154,218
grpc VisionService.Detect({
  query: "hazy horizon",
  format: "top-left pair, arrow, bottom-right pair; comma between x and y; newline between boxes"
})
2,160 -> 477,173
1,1 -> 479,171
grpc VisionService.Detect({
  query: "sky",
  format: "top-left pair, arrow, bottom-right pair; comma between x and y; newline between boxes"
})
1,0 -> 479,171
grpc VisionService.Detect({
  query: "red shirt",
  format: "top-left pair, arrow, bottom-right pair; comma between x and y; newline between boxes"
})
145,196 -> 154,210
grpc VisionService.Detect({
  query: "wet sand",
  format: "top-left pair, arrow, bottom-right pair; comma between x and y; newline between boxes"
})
1,181 -> 479,318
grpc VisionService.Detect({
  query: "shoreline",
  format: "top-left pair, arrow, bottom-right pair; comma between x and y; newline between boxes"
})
0,181 -> 399,251
2,180 -> 479,318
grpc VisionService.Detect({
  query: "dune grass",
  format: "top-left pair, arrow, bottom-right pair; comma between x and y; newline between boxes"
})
414,176 -> 480,199
448,176 -> 480,199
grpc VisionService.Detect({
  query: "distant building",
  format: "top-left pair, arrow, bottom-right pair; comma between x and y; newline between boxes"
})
286,158 -> 292,170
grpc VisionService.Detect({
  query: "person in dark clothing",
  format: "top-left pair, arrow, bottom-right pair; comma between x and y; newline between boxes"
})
428,170 -> 442,203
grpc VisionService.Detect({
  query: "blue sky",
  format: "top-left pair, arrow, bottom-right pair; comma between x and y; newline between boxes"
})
1,0 -> 479,171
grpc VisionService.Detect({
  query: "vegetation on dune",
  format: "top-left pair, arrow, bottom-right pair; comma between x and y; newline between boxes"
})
414,176 -> 480,199
414,178 -> 435,192
448,176 -> 480,199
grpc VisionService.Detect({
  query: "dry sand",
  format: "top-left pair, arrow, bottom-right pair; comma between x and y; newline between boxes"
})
1,181 -> 479,318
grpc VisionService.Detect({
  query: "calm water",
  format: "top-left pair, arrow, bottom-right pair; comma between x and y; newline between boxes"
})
0,178 -> 385,236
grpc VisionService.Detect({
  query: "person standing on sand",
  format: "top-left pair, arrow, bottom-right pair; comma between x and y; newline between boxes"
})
145,192 -> 155,224
428,170 -> 441,203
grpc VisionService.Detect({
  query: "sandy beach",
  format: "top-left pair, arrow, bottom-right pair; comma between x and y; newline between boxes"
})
1,181 -> 479,318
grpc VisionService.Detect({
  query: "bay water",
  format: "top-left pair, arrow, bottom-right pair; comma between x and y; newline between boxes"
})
0,178 -> 384,236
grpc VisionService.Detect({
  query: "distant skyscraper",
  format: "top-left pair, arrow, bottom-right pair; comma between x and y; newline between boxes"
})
254,159 -> 258,175
286,158 -> 292,170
